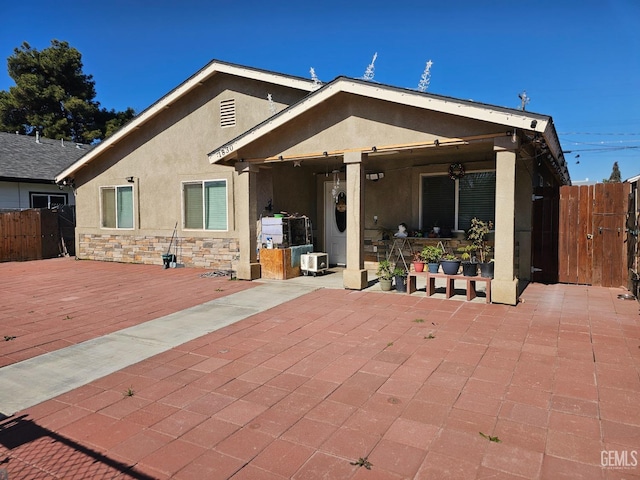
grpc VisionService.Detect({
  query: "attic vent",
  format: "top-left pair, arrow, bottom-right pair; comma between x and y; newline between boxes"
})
220,99 -> 236,128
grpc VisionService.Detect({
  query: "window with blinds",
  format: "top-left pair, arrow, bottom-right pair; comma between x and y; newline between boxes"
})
458,171 -> 496,231
183,180 -> 228,231
101,185 -> 133,229
220,99 -> 236,128
421,171 -> 495,232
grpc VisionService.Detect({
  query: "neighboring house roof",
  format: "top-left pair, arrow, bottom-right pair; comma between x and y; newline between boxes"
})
625,173 -> 640,183
0,132 -> 90,183
208,76 -> 569,184
56,59 -> 315,182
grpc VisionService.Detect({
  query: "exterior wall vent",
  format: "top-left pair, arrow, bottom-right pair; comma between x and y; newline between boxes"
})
220,99 -> 236,128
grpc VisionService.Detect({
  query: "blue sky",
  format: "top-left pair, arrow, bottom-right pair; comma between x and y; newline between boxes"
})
1,0 -> 638,183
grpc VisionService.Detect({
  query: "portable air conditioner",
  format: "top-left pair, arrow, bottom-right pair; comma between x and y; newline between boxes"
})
300,253 -> 328,276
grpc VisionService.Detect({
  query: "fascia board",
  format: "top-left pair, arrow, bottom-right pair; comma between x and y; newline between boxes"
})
625,174 -> 640,183
209,79 -> 552,163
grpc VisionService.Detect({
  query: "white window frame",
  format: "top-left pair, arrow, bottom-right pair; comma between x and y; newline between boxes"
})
181,179 -> 229,232
100,185 -> 135,230
420,169 -> 496,232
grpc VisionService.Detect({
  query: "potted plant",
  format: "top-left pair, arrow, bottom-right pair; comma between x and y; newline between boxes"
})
393,266 -> 408,293
421,245 -> 443,273
440,253 -> 461,275
412,251 -> 425,272
457,246 -> 478,277
467,218 -> 494,278
376,259 -> 394,291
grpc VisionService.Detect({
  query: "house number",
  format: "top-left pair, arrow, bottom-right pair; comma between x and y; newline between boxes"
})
215,144 -> 234,159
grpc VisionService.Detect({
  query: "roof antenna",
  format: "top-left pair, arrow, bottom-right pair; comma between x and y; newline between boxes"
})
61,138 -> 64,147
35,131 -> 40,143
363,52 -> 378,81
310,67 -> 322,90
417,60 -> 433,92
267,93 -> 276,115
518,90 -> 530,111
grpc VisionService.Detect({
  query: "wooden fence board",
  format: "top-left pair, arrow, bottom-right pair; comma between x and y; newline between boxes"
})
578,186 -> 593,285
558,187 -> 568,282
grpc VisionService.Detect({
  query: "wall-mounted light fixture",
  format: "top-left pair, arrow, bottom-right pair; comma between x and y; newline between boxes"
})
433,139 -> 440,147
126,176 -> 135,183
372,146 -> 377,152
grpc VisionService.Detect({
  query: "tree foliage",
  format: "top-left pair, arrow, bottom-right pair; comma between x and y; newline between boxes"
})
608,161 -> 622,183
0,40 -> 134,143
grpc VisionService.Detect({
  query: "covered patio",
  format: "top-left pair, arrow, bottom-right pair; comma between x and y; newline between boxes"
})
211,77 -> 569,306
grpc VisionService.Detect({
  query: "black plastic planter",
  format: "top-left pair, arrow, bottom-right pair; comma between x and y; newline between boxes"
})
462,262 -> 477,277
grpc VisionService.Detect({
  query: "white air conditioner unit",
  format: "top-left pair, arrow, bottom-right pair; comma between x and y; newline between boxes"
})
300,253 -> 328,276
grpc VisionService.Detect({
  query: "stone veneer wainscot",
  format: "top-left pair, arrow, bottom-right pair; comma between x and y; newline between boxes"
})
78,234 -> 239,269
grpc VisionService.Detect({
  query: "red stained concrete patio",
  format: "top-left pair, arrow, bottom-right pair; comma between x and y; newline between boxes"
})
0,258 -> 256,367
1,259 -> 640,479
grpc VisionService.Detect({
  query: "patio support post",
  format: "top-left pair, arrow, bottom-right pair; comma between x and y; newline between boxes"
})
492,140 -> 518,305
343,151 -> 368,289
235,162 -> 261,280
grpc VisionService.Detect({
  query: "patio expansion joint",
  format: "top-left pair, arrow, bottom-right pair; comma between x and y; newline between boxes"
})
0,282 -> 320,416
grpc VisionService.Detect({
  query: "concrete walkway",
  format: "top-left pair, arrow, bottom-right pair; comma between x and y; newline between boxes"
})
0,281 -> 319,416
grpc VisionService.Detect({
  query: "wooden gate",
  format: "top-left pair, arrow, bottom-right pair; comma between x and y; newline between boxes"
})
0,209 -> 63,262
559,182 -> 630,287
628,180 -> 639,297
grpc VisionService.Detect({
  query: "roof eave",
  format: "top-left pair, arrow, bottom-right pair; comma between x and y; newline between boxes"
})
0,176 -> 56,184
55,60 -> 315,182
209,77 -> 554,164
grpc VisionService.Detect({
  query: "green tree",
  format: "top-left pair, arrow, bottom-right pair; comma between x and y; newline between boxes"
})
608,161 -> 622,183
0,40 -> 134,143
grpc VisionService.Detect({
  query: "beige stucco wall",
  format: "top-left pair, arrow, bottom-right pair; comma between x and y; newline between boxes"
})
240,93 -> 503,161
72,74 -> 307,268
515,156 -> 535,284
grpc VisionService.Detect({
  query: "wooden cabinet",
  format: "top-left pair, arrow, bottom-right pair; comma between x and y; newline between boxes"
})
259,248 -> 300,279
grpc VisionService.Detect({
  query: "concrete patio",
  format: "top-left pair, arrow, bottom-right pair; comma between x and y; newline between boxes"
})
0,258 -> 639,479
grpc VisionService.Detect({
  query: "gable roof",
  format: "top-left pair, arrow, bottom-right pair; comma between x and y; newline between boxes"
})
209,76 -> 568,183
55,59 -> 315,182
0,132 -> 90,183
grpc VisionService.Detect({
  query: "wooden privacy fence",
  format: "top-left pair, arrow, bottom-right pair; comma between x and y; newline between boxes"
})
559,182 -> 630,287
0,208 -> 75,262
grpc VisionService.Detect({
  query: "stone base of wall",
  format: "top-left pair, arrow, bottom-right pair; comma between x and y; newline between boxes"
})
78,234 -> 240,270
